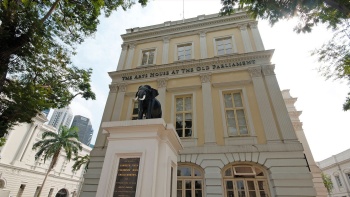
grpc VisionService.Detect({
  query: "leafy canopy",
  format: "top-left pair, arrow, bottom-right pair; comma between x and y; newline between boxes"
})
72,154 -> 90,172
32,126 -> 83,196
220,0 -> 350,110
32,126 -> 82,164
0,0 -> 148,137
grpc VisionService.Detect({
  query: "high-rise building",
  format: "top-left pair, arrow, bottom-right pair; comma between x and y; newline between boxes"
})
71,115 -> 93,146
82,11 -> 324,196
48,106 -> 73,131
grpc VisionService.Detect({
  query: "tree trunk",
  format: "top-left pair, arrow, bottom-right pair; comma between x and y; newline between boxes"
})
0,50 -> 10,95
36,152 -> 60,197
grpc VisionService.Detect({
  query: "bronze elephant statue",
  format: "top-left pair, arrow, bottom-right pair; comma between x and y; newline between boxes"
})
134,85 -> 162,119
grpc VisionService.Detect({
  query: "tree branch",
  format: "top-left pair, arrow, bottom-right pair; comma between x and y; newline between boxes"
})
39,0 -> 62,23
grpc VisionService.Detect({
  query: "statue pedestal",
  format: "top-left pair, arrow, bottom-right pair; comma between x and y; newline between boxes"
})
96,119 -> 183,197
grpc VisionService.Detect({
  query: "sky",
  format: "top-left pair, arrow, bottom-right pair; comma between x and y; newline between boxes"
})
50,0 -> 350,162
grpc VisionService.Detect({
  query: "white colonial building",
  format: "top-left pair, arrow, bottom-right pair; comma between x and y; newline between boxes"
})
318,149 -> 350,197
0,113 -> 91,197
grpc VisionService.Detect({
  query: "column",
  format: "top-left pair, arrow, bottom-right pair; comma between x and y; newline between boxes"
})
262,65 -> 298,141
125,43 -> 135,69
111,83 -> 127,121
199,31 -> 208,59
157,78 -> 167,115
239,24 -> 253,53
249,22 -> 265,51
117,44 -> 128,70
200,73 -> 216,144
248,67 -> 280,142
162,37 -> 170,64
94,84 -> 119,147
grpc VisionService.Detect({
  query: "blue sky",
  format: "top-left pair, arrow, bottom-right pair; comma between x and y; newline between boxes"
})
57,0 -> 350,162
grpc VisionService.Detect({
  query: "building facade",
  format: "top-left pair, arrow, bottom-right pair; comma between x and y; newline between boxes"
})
82,11 -> 320,197
48,107 -> 74,131
318,149 -> 350,197
71,115 -> 93,146
0,113 -> 91,197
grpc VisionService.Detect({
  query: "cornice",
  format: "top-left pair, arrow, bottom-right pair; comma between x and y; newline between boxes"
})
121,12 -> 255,44
109,50 -> 274,84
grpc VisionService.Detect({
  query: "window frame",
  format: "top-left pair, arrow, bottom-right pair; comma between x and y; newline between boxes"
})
174,42 -> 194,61
138,47 -> 157,66
213,35 -> 238,56
219,88 -> 257,145
177,164 -> 205,197
174,94 -> 193,138
170,88 -> 198,147
222,164 -> 271,197
334,175 -> 343,187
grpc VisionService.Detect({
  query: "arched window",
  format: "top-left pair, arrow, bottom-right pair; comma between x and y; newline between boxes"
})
0,179 -> 5,189
177,164 -> 204,197
223,164 -> 270,197
55,188 -> 68,197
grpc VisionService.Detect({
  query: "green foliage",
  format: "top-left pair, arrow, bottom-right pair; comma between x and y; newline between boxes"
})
32,126 -> 82,163
220,0 -> 350,32
220,0 -> 350,110
0,137 -> 6,147
72,154 -> 90,172
32,126 -> 82,196
0,0 -> 148,137
322,173 -> 333,194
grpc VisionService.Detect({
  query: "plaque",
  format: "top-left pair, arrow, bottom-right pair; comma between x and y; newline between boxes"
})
113,158 -> 140,197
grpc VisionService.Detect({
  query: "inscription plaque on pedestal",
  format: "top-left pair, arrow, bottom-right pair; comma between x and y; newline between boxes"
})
113,158 -> 140,197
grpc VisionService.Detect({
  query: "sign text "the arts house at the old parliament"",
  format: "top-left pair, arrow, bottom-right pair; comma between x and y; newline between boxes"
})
121,60 -> 256,81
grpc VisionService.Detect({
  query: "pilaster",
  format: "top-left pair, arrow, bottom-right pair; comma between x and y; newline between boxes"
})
200,73 -> 216,144
162,37 -> 170,64
157,78 -> 168,116
11,124 -> 37,164
199,31 -> 208,59
239,24 -> 253,53
94,84 -> 119,147
125,44 -> 135,69
262,65 -> 297,141
111,83 -> 127,121
248,67 -> 280,142
117,44 -> 128,70
249,22 -> 265,51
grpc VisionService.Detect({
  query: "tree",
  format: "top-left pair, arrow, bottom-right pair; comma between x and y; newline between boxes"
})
0,0 -> 148,137
220,0 -> 350,110
32,126 -> 82,196
321,173 -> 333,195
72,154 -> 90,172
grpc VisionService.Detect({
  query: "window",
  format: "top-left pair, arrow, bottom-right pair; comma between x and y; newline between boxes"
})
34,186 -> 41,197
223,165 -> 270,197
0,179 -> 4,189
216,37 -> 233,55
177,165 -> 204,197
175,96 -> 192,138
131,100 -> 139,120
177,44 -> 192,61
48,188 -> 54,197
347,173 -> 350,181
17,184 -> 25,197
335,175 -> 343,187
141,49 -> 155,65
223,92 -> 248,136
